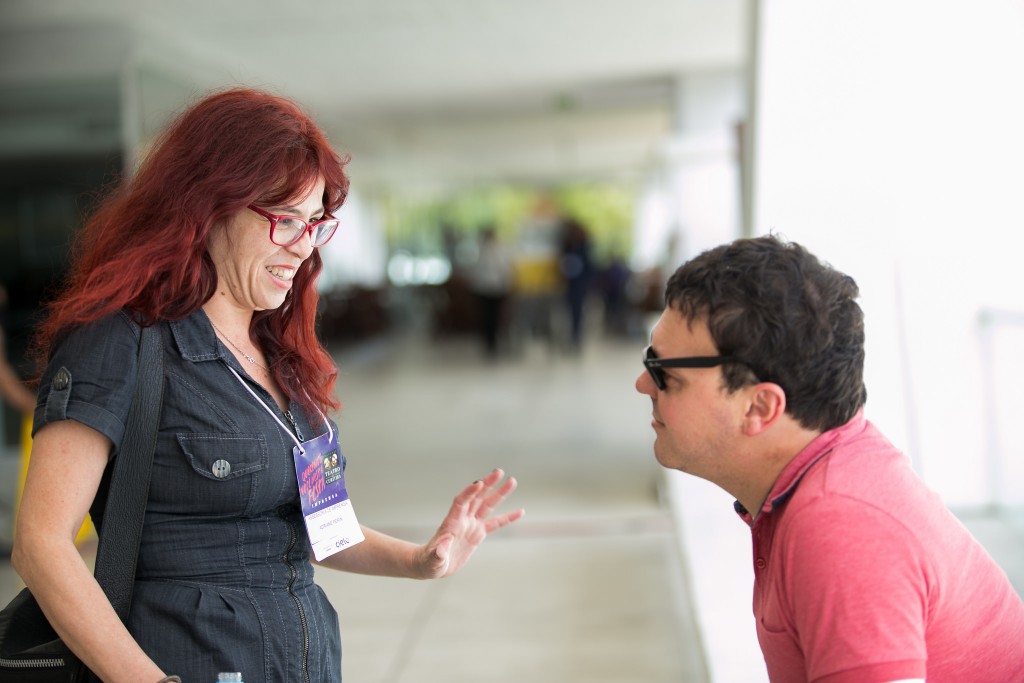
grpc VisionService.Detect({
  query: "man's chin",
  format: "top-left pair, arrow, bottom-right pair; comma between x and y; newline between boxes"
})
652,444 -> 677,471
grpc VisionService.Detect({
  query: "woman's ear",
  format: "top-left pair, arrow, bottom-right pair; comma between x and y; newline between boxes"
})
742,382 -> 787,436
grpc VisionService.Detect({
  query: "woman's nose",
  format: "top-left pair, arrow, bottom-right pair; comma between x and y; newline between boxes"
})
287,229 -> 315,260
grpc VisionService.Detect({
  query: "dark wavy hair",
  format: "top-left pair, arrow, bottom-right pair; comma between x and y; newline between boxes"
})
664,235 -> 866,432
33,87 -> 350,415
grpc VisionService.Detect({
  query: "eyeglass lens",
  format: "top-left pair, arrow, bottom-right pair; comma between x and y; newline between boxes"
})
272,217 -> 339,247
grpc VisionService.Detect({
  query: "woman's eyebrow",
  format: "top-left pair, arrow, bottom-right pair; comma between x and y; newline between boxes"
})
274,203 -> 326,216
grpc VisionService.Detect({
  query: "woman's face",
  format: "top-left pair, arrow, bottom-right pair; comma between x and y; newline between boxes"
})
207,177 -> 326,314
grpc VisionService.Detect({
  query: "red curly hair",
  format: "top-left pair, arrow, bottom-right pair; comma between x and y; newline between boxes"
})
33,87 -> 350,415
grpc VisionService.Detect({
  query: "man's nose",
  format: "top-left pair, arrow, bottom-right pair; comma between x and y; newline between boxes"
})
635,370 -> 655,396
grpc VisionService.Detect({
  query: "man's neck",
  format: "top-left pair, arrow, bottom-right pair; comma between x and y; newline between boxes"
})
735,423 -> 822,519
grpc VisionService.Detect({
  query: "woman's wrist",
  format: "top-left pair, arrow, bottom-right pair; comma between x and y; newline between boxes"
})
155,676 -> 182,683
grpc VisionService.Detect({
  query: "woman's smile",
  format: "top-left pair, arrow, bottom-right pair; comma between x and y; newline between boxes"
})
266,265 -> 297,285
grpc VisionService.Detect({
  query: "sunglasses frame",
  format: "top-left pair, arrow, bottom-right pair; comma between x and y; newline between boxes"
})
642,344 -> 746,391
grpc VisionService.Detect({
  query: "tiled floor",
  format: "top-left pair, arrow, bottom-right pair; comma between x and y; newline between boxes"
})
1,322 -> 1021,683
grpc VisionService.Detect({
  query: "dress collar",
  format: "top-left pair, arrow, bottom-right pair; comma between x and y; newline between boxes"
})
169,308 -> 227,363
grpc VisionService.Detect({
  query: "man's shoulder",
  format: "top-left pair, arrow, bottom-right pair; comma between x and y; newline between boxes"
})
793,423 -> 919,508
778,435 -> 975,568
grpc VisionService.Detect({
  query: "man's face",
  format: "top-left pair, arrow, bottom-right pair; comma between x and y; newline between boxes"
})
635,308 -> 746,481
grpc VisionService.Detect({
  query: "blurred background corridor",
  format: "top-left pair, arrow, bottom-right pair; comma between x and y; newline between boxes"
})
1,1 -> 1023,681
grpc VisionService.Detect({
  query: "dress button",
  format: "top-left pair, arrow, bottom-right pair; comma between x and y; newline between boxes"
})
53,367 -> 71,391
211,459 -> 232,478
755,557 -> 767,570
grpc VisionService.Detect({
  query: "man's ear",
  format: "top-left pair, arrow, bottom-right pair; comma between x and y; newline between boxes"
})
742,383 -> 787,436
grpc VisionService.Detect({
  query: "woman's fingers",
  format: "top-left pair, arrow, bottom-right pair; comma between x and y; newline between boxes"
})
484,508 -> 526,534
474,475 -> 518,520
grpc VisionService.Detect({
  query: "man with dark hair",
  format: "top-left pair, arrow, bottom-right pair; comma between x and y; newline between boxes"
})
636,235 -> 1024,683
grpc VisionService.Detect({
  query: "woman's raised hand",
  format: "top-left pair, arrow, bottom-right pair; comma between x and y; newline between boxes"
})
419,468 -> 525,578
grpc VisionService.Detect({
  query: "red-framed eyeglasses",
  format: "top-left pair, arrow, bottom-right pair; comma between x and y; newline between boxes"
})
248,205 -> 340,248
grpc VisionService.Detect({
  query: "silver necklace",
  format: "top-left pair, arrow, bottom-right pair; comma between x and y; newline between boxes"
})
209,320 -> 269,371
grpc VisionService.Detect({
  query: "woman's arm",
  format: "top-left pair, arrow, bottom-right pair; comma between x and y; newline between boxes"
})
315,468 -> 524,579
12,420 -> 167,683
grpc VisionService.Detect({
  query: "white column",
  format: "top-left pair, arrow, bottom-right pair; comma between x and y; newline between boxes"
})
632,72 -> 745,273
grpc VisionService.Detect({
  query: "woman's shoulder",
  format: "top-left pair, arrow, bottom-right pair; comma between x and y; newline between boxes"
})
46,310 -> 149,374
97,310 -> 144,337
35,311 -> 152,443
57,310 -> 141,349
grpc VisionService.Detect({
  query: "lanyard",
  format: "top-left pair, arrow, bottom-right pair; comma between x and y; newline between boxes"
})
225,365 -> 333,454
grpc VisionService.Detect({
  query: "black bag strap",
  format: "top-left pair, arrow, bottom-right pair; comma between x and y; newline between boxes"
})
89,324 -> 164,622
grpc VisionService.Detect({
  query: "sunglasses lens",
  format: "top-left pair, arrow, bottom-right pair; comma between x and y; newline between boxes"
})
643,346 -> 665,390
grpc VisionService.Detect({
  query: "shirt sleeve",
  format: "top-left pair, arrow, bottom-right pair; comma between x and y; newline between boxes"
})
779,496 -> 930,683
33,311 -> 141,451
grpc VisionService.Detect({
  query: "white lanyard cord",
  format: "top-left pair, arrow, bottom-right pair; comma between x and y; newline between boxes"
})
226,365 -> 306,453
224,365 -> 335,449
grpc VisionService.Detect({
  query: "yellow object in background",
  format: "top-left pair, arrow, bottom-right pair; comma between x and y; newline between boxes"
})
17,415 -> 95,545
514,257 -> 561,294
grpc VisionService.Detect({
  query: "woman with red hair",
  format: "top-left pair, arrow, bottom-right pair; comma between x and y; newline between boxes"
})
13,88 -> 523,683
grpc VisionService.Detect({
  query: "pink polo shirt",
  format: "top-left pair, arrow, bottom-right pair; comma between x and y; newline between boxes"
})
737,411 -> 1024,683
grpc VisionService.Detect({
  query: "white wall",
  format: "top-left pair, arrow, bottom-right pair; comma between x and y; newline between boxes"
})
658,5 -> 1024,682
753,0 -> 1024,506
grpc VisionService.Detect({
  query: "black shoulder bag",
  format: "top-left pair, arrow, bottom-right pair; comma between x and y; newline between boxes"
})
0,324 -> 164,682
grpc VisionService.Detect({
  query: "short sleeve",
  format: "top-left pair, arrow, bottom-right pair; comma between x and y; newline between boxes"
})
33,311 -> 141,450
779,497 -> 929,683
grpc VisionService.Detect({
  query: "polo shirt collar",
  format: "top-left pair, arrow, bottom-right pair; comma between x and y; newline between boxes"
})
735,409 -> 868,523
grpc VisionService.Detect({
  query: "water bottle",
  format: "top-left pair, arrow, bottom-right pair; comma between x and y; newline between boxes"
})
216,674 -> 243,682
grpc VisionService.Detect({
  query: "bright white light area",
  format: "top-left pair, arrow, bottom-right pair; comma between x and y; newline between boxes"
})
386,251 -> 452,287
754,0 -> 1024,505
318,190 -> 388,290
632,72 -> 745,274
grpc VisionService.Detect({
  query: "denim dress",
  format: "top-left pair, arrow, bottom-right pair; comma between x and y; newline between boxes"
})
34,309 -> 343,683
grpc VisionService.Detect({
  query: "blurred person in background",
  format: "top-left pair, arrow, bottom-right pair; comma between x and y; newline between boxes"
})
467,225 -> 515,359
1,282 -> 43,558
598,253 -> 631,338
636,234 -> 1024,682
558,216 -> 593,352
0,284 -> 35,416
13,87 -> 523,683
512,200 -> 562,353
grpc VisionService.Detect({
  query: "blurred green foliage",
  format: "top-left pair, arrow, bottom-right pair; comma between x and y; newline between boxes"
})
383,182 -> 635,263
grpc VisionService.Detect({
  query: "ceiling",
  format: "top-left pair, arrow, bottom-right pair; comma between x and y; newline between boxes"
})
0,0 -> 748,193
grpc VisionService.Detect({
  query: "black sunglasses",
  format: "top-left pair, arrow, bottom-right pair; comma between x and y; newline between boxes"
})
642,344 -> 747,391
